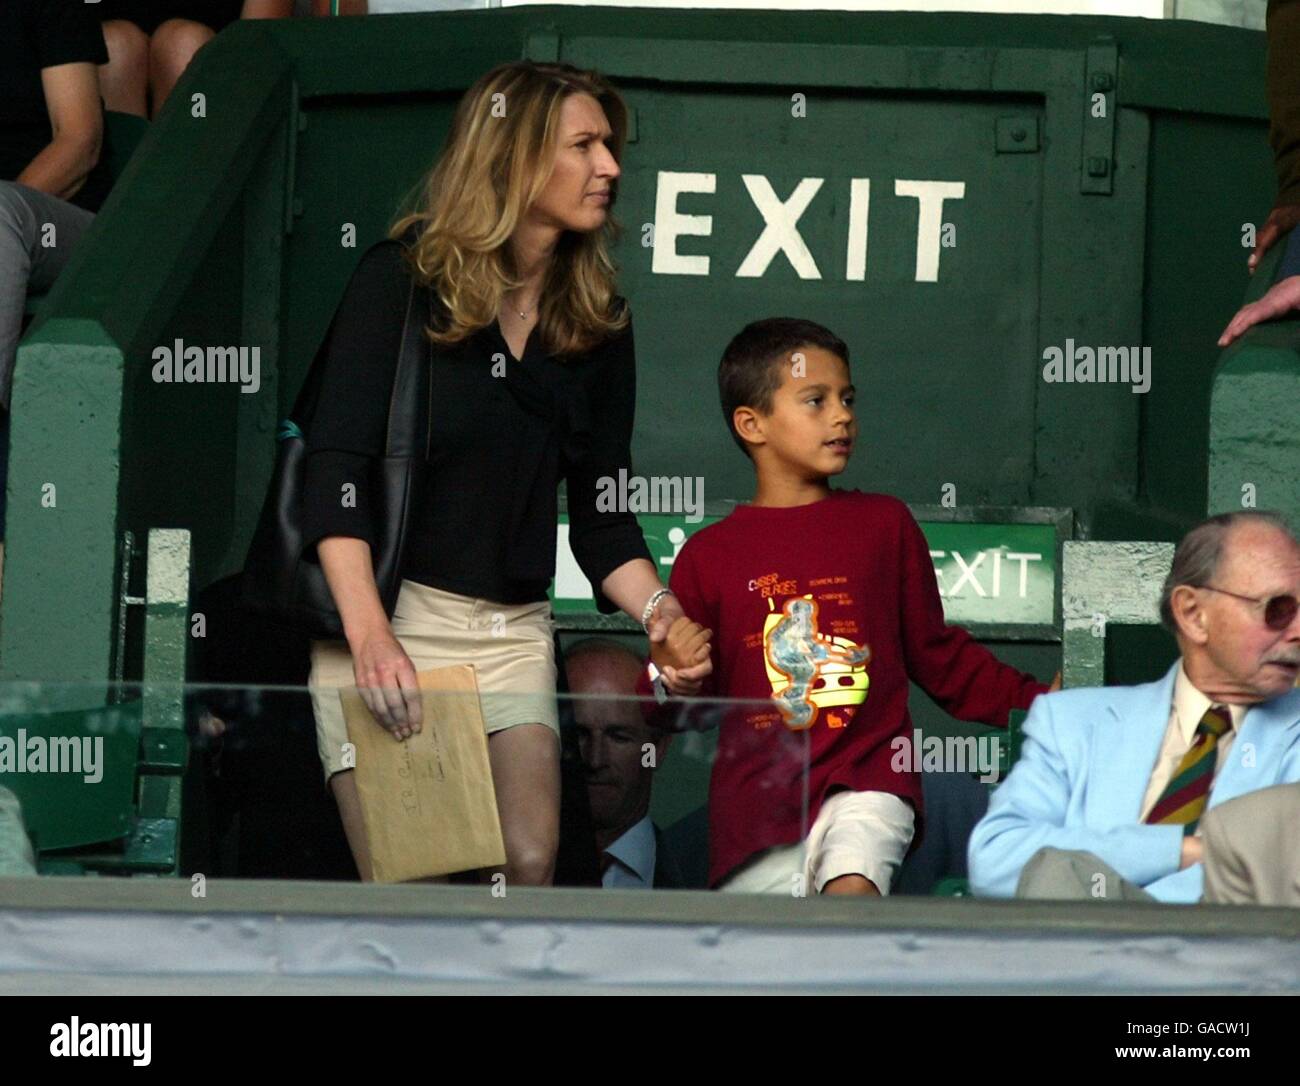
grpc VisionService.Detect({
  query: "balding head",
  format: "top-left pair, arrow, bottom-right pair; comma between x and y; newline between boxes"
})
564,639 -> 669,844
1163,512 -> 1300,702
565,638 -> 645,700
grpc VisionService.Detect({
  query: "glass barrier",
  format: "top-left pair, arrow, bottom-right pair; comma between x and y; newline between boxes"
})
0,676 -> 1003,897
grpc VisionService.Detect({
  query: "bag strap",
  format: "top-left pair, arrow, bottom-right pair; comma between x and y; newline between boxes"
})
288,273 -> 431,455
384,278 -> 432,458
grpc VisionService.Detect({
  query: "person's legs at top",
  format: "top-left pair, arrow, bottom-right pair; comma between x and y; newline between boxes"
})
0,182 -> 97,411
98,19 -> 151,118
147,19 -> 216,119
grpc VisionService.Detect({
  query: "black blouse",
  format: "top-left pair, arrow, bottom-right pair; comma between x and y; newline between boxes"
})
299,234 -> 651,612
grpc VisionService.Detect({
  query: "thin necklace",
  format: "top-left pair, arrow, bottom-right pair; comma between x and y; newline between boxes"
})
505,292 -> 536,320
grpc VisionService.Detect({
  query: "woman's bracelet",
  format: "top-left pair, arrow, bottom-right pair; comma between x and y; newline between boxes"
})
641,588 -> 674,633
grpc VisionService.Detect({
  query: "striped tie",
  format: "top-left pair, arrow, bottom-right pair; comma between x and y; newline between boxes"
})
1144,705 -> 1233,835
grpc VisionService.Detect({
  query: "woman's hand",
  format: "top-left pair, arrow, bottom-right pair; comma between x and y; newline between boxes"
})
316,537 -> 422,739
351,629 -> 423,739
648,594 -> 713,694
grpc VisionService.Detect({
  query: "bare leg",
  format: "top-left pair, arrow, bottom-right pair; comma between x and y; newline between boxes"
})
147,19 -> 215,119
822,874 -> 880,896
484,723 -> 560,887
328,769 -> 373,882
329,725 -> 559,887
98,20 -> 150,118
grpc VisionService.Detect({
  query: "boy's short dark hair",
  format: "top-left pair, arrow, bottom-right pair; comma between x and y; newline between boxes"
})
717,318 -> 850,457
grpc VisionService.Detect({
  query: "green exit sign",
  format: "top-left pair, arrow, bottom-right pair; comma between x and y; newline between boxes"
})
552,506 -> 1066,635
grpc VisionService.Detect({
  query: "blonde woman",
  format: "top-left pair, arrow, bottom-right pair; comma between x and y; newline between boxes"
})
302,61 -> 710,885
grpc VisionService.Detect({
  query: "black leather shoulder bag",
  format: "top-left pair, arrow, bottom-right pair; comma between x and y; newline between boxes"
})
240,277 -> 432,640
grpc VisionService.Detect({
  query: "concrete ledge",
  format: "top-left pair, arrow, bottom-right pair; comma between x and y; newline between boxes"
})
2,878 -> 1298,994
3,877 -> 1299,936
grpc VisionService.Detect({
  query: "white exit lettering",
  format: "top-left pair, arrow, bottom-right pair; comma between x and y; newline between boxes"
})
652,172 -> 966,283
929,549 -> 1042,599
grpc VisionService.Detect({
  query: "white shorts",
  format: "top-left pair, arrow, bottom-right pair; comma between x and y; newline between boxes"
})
718,789 -> 915,896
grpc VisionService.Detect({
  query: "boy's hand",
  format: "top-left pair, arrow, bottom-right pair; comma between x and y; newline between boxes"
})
650,616 -> 712,695
1048,671 -> 1062,693
650,615 -> 711,670
661,665 -> 704,697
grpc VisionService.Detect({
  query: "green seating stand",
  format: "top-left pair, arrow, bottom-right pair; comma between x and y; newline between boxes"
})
0,529 -> 191,875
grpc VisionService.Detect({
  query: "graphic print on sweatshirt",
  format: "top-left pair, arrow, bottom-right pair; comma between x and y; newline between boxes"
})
762,593 -> 871,730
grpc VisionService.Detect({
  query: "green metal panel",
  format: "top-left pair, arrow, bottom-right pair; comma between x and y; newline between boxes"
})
0,9 -> 1277,687
0,530 -> 190,872
0,697 -> 141,852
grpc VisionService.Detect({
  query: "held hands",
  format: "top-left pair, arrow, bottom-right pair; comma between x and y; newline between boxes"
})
352,628 -> 423,740
1179,835 -> 1203,870
651,617 -> 713,695
646,595 -> 713,696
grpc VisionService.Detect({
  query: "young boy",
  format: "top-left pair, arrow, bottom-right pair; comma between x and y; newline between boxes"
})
649,318 -> 1054,897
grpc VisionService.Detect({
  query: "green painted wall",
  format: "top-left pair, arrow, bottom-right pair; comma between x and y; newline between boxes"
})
1,9 -> 1282,682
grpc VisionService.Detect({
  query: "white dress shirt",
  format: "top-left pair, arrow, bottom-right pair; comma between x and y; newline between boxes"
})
1139,662 -> 1247,822
601,815 -> 657,889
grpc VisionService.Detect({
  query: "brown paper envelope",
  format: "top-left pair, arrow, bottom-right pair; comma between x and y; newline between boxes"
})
340,664 -> 506,883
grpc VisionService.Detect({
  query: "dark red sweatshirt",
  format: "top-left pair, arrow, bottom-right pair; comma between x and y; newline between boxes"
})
653,489 -> 1047,888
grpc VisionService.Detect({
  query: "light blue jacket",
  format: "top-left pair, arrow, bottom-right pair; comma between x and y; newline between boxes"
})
968,662 -> 1300,903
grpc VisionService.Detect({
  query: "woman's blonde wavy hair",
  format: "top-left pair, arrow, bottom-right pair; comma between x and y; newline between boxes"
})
389,61 -> 631,358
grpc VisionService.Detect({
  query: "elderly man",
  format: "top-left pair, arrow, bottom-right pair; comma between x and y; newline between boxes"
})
969,511 -> 1300,903
565,639 -> 689,889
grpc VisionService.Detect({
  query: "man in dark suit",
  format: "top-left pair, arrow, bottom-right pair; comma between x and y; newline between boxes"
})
564,639 -> 690,889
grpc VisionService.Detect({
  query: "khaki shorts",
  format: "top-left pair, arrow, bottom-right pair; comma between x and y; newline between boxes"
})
309,579 -> 559,781
718,790 -> 916,896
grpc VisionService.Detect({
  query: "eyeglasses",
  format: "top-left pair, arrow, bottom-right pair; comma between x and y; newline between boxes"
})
1201,585 -> 1300,631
